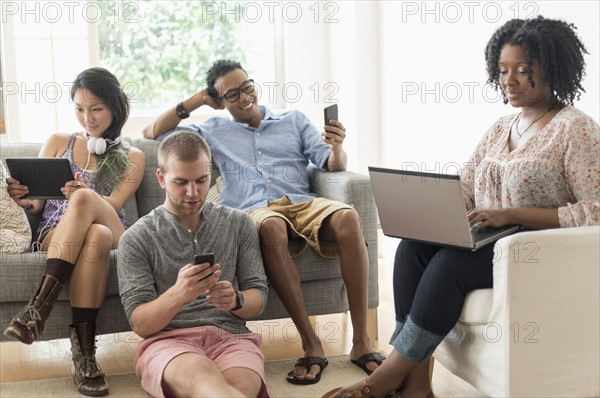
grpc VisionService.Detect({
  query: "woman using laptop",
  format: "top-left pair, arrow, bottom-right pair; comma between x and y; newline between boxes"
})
3,68 -> 145,396
325,16 -> 599,398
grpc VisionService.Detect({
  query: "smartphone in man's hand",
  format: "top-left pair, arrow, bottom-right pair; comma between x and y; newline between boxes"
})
194,253 -> 215,266
194,253 -> 215,280
324,104 -> 338,127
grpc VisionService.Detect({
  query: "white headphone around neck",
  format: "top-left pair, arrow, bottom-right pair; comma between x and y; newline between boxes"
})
84,132 -> 121,155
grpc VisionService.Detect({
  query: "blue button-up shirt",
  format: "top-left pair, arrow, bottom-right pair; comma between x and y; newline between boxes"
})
170,106 -> 331,211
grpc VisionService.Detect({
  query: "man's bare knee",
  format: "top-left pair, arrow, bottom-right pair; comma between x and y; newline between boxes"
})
323,209 -> 362,241
225,370 -> 262,397
163,353 -> 224,397
259,217 -> 288,243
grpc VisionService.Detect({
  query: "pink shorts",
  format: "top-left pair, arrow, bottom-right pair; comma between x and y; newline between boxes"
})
134,326 -> 267,398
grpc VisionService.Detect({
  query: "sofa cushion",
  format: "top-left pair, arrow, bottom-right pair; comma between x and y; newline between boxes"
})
131,138 -> 164,217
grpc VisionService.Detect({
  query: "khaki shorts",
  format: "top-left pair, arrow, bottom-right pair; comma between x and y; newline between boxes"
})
135,326 -> 267,398
248,195 -> 358,258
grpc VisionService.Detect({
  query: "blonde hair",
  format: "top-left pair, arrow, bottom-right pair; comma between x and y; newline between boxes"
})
158,131 -> 212,172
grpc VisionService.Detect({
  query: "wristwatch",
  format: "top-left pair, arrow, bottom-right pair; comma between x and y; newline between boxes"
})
231,290 -> 244,311
176,101 -> 190,119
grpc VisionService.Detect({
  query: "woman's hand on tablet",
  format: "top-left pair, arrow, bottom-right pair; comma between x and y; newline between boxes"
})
62,172 -> 88,200
5,177 -> 31,207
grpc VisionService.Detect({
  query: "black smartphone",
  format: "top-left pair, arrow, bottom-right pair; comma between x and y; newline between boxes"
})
324,104 -> 338,127
194,253 -> 215,280
194,253 -> 215,266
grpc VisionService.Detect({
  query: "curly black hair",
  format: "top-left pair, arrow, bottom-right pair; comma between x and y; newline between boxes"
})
485,16 -> 588,108
206,60 -> 246,99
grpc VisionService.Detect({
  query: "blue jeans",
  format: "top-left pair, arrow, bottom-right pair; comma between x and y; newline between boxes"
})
389,240 -> 494,362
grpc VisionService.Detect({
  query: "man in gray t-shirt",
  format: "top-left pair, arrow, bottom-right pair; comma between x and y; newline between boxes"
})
118,131 -> 268,397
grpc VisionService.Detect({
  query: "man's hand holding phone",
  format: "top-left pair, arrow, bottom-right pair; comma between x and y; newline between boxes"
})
194,254 -> 241,311
173,254 -> 221,305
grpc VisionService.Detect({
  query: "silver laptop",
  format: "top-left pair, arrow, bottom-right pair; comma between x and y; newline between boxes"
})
368,167 -> 520,251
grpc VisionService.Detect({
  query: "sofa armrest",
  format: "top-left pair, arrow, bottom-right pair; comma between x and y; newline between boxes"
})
489,226 -> 600,393
308,166 -> 377,238
308,166 -> 379,310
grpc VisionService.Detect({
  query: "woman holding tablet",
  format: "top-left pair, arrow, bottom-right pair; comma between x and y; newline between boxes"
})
3,67 -> 145,396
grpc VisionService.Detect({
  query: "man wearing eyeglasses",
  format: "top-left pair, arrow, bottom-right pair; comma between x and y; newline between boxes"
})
143,59 -> 383,385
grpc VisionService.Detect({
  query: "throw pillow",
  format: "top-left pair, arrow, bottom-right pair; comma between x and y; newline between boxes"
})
0,161 -> 32,253
206,176 -> 222,203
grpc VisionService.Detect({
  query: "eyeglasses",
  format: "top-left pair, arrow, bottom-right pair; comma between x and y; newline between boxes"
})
219,79 -> 255,103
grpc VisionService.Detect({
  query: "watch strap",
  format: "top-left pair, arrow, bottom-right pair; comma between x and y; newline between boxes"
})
231,290 -> 244,311
176,101 -> 190,119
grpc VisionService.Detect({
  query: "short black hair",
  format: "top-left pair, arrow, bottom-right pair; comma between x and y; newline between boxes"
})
485,16 -> 588,108
206,60 -> 246,99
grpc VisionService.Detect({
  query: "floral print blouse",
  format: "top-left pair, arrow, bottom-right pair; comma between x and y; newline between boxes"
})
461,106 -> 599,228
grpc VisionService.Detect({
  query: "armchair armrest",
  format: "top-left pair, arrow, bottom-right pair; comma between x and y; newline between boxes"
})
490,226 -> 599,323
308,165 -> 378,245
489,226 -> 600,395
307,165 -> 379,312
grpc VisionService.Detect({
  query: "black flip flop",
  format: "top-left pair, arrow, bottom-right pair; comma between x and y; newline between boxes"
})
351,352 -> 386,375
286,356 -> 329,385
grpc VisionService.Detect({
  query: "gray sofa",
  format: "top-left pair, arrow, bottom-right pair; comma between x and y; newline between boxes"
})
0,138 -> 379,342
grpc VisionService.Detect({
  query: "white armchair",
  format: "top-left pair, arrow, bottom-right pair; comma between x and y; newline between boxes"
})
434,226 -> 600,397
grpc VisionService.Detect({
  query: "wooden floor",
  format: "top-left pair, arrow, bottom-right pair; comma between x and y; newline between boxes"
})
0,234 -> 484,396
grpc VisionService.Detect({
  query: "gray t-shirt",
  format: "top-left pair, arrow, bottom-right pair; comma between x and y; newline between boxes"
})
117,202 -> 268,334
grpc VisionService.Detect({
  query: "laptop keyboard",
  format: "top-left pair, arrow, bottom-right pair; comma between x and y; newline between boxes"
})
471,226 -> 509,242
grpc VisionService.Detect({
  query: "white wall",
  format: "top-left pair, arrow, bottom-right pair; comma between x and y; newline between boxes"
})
378,0 -> 600,171
281,1 -> 382,173
282,0 -> 599,174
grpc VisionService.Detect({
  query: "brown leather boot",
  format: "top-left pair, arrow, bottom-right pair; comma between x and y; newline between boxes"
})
3,274 -> 63,344
70,323 -> 109,396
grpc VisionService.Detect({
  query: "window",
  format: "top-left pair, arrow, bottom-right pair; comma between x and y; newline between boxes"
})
1,1 -> 91,142
1,0 -> 280,142
97,1 -> 280,113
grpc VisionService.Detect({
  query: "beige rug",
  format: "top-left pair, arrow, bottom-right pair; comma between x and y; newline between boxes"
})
0,355 -> 366,397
